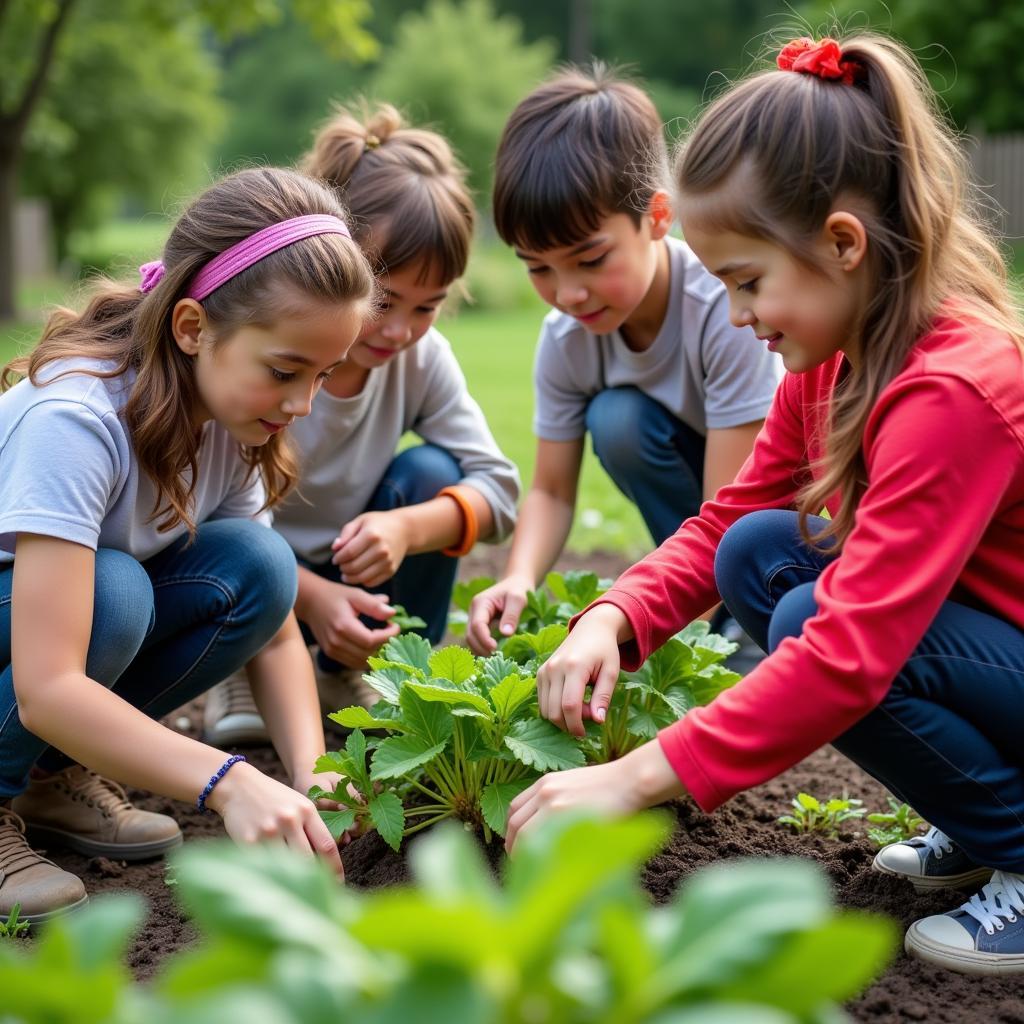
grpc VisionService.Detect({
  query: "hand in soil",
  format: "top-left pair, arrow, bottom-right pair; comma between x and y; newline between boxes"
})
536,603 -> 628,735
505,739 -> 684,853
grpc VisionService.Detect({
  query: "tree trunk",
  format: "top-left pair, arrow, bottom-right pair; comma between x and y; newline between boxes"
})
0,144 -> 17,323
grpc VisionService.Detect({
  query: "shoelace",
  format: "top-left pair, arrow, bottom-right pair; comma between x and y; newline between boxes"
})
64,768 -> 134,815
0,806 -> 46,874
220,674 -> 259,716
961,871 -> 1024,935
914,826 -> 954,860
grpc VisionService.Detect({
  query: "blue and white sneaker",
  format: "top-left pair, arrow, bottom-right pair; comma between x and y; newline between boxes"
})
905,870 -> 1024,975
873,826 -> 992,891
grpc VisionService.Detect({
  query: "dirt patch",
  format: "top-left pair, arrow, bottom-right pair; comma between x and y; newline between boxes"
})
36,547 -> 1024,1021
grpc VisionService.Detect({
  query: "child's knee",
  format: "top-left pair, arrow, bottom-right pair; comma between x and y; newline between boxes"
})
214,520 -> 298,619
766,581 -> 818,651
714,510 -> 797,604
586,388 -> 650,469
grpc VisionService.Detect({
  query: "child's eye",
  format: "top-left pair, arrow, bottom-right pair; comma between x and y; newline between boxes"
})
526,265 -> 548,276
416,306 -> 439,315
580,253 -> 608,269
317,369 -> 334,382
737,279 -> 759,294
270,367 -> 295,382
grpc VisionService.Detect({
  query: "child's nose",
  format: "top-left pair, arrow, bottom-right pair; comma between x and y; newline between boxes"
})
381,317 -> 412,344
728,297 -> 756,330
282,383 -> 315,418
556,279 -> 587,308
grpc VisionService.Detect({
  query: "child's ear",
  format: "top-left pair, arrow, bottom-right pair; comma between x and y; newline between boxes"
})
171,299 -> 207,357
823,211 -> 868,272
647,189 -> 674,240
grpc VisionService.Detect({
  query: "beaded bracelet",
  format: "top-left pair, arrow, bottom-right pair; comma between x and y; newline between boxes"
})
196,754 -> 247,814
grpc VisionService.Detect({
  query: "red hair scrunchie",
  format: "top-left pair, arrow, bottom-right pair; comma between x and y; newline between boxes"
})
777,37 -> 863,86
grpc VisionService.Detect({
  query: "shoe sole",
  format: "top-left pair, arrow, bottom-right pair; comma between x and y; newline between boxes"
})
25,824 -> 184,862
905,922 -> 1024,975
16,891 -> 90,926
872,853 -> 993,892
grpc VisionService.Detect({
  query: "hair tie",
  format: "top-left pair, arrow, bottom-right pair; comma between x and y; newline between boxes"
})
364,132 -> 381,152
777,37 -> 863,86
139,260 -> 166,294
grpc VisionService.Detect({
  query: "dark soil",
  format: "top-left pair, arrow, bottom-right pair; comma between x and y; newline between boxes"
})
34,547 -> 1024,1022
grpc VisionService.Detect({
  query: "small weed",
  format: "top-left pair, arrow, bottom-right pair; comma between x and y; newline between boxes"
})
866,799 -> 926,847
0,903 -> 30,939
778,792 -> 866,838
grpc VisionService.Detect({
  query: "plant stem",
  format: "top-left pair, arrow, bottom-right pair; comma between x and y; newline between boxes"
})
402,812 -> 452,836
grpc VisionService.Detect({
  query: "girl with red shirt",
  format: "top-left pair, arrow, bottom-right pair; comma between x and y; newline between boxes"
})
505,35 -> 1024,976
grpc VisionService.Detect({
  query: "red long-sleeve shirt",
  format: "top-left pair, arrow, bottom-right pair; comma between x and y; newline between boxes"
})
587,315 -> 1024,811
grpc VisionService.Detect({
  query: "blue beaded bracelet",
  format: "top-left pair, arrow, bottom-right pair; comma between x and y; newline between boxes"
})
196,754 -> 247,814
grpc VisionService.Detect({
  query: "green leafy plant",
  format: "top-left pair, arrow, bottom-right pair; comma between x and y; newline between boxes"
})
314,633 -> 585,846
390,604 -> 427,632
779,793 -> 867,838
0,903 -> 29,939
866,799 -> 927,848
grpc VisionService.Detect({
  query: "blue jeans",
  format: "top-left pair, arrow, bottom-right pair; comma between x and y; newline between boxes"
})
715,508 -> 1024,871
586,387 -> 705,546
299,444 -> 462,664
0,519 -> 298,798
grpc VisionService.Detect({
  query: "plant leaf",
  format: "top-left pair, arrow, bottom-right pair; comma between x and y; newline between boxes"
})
481,778 -> 536,836
451,576 -> 495,612
329,706 -> 407,732
504,718 -> 586,772
488,673 -> 537,720
399,686 -> 454,747
370,735 -> 449,780
428,646 -> 478,685
319,808 -> 358,841
407,681 -> 493,716
369,791 -> 406,851
480,652 -> 522,688
380,633 -> 433,675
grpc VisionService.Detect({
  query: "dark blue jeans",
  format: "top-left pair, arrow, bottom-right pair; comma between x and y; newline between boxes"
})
586,386 -> 705,546
0,519 -> 298,798
299,444 -> 462,665
715,508 -> 1024,871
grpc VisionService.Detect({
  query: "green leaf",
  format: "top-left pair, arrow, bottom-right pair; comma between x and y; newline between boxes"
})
319,808 -> 358,841
488,673 -> 537,720
370,735 -> 449,780
481,778 -> 536,836
391,604 -> 427,631
399,686 -> 455,747
797,793 -> 821,812
329,706 -> 407,732
407,680 -> 493,716
409,820 -> 500,905
504,718 -> 586,772
661,685 -> 698,717
480,652 -> 522,688
676,620 -> 711,643
502,623 -> 568,665
314,751 -> 358,779
369,791 -> 406,851
380,633 -> 433,674
428,645 -> 478,685
627,704 -> 670,740
362,663 -> 417,704
451,576 -> 495,612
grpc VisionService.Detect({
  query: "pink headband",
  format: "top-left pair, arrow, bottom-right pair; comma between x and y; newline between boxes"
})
138,214 -> 352,299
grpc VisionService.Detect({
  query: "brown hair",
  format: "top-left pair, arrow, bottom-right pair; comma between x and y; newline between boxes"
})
676,34 -> 1024,550
301,102 -> 474,285
493,63 -> 668,251
1,167 -> 374,535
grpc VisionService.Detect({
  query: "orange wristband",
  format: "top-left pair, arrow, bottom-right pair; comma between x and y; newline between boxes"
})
438,485 -> 479,557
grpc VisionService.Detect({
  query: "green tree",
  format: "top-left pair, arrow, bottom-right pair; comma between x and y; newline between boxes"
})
799,0 -> 1024,133
0,0 -> 376,321
371,0 -> 556,201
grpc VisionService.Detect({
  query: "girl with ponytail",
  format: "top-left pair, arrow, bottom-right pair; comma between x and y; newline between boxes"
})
504,35 -> 1024,976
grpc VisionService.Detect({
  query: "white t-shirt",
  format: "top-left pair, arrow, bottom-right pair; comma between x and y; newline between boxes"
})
273,328 -> 520,565
0,360 -> 269,565
533,236 -> 781,441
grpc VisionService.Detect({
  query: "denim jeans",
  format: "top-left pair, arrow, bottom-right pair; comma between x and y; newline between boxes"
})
715,508 -> 1024,871
586,387 -> 705,546
299,444 -> 462,665
0,519 -> 298,798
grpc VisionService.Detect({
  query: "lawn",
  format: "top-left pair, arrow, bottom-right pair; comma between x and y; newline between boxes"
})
0,276 -> 650,556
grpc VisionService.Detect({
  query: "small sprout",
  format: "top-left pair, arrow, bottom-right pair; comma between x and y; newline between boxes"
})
866,799 -> 926,847
778,792 -> 866,838
390,604 -> 427,632
0,903 -> 30,939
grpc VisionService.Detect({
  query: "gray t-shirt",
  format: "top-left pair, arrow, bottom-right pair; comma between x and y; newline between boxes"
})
273,328 -> 520,565
533,235 -> 780,441
0,360 -> 269,565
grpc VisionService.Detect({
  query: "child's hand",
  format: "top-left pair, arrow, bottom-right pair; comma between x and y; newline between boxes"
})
535,604 -> 626,737
207,760 -> 345,878
294,771 -> 367,846
305,580 -> 400,669
466,574 -> 534,655
331,511 -> 410,587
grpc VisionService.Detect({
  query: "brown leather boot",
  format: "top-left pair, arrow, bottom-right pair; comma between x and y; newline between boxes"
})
0,805 -> 88,924
12,767 -> 182,861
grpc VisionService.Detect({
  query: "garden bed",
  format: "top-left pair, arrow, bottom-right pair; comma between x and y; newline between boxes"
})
36,547 -> 1024,1023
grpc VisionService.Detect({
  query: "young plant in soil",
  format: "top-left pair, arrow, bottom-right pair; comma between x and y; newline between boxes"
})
313,633 -> 585,847
866,798 -> 927,847
0,903 -> 29,939
779,792 -> 867,838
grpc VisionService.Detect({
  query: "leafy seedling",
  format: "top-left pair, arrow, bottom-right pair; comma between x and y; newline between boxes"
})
0,903 -> 29,939
866,798 -> 926,847
390,604 -> 427,632
778,792 -> 867,838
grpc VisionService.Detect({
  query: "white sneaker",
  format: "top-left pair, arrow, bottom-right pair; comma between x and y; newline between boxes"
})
202,670 -> 269,746
873,826 -> 993,892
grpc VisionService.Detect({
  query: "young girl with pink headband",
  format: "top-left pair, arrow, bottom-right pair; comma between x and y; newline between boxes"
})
506,36 -> 1024,976
0,167 -> 374,923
